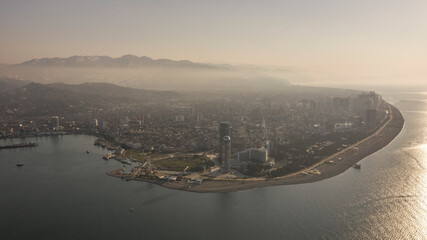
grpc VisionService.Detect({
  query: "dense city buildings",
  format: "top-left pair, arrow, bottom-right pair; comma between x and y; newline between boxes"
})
0,81 -> 390,178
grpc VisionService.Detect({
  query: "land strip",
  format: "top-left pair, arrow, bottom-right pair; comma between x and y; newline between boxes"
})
107,103 -> 404,193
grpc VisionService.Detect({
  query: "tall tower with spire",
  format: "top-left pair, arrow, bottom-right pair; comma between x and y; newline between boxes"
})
262,117 -> 267,140
222,136 -> 232,172
219,122 -> 231,164
261,117 -> 269,150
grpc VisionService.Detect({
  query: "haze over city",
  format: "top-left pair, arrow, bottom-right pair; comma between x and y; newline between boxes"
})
1,0 -> 426,87
1,1 -> 427,240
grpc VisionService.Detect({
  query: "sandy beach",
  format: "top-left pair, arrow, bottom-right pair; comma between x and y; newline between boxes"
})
108,103 -> 404,193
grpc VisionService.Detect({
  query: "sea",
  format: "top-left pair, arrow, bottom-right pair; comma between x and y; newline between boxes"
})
1,92 -> 426,240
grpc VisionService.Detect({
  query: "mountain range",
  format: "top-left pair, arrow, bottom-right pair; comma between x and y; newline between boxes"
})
0,55 -> 290,91
19,55 -> 221,69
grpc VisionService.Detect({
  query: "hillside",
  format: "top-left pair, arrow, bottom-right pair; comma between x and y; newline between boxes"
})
0,77 -> 30,93
0,80 -> 181,118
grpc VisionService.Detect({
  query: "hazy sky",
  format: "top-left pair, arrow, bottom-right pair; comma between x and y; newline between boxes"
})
1,0 -> 426,85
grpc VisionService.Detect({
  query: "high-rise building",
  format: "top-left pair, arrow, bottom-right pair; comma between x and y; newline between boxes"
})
366,109 -> 377,128
50,116 -> 59,130
261,117 -> 267,139
100,120 -> 108,131
197,113 -> 203,121
219,122 -> 231,163
92,119 -> 98,128
333,97 -> 350,112
261,117 -> 270,149
222,136 -> 231,172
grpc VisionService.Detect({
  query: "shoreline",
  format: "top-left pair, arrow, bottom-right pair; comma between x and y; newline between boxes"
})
108,103 -> 405,193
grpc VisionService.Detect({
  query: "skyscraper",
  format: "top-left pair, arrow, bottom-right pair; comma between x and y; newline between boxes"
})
366,109 -> 377,128
50,116 -> 59,130
261,117 -> 269,149
219,122 -> 231,164
92,119 -> 98,128
261,117 -> 267,140
222,136 -> 231,172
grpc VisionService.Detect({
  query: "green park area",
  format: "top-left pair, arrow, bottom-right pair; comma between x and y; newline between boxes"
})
122,149 -> 165,161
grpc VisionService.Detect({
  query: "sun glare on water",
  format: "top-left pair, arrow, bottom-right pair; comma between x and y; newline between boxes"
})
409,143 -> 427,237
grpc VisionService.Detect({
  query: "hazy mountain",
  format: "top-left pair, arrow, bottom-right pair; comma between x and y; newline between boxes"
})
1,81 -> 179,102
0,55 -> 290,91
19,55 -> 221,69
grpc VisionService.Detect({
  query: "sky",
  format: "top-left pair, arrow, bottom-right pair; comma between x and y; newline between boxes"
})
1,0 -> 426,86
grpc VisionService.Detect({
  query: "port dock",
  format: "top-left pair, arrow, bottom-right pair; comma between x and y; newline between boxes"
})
0,142 -> 38,149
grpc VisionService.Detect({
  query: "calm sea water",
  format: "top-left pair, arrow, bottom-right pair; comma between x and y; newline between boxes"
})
1,92 -> 426,240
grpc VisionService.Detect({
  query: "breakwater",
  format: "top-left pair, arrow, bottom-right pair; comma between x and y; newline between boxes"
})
0,142 -> 38,149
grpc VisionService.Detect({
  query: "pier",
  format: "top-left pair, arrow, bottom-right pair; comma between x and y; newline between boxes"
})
0,142 -> 38,149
